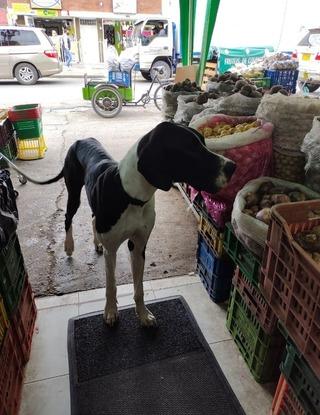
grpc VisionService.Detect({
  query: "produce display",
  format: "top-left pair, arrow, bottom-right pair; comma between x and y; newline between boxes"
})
243,181 -> 307,225
164,78 -> 201,93
208,72 -> 264,97
198,120 -> 259,139
268,85 -> 289,96
295,225 -> 320,265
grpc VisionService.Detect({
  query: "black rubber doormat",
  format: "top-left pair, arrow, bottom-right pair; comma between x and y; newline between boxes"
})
68,297 -> 245,415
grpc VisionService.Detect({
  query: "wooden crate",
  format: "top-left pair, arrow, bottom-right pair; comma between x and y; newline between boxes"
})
201,62 -> 217,90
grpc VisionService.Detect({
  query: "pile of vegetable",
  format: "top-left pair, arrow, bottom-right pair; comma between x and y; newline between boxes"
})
268,85 -> 289,96
208,72 -> 264,97
164,78 -> 201,93
243,181 -> 307,225
295,225 -> 320,265
198,120 -> 259,139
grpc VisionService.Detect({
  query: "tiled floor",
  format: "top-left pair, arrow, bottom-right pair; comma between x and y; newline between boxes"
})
19,275 -> 275,415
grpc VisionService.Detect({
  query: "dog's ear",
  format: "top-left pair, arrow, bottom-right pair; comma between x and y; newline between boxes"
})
137,122 -> 173,191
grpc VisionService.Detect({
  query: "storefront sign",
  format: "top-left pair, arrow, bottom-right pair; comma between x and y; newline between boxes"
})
12,2 -> 31,13
112,0 -> 136,14
35,8 -> 59,17
30,0 -> 62,10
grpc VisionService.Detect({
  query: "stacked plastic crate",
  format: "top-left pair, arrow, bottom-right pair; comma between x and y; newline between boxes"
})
0,110 -> 17,168
261,201 -> 320,415
223,223 -> 285,383
8,104 -> 46,160
196,207 -> 235,303
0,173 -> 37,415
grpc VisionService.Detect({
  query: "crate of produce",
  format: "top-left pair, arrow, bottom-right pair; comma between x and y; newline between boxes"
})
0,234 -> 26,316
8,103 -> 41,122
223,223 -> 261,286
233,267 -> 278,335
226,286 -> 285,383
271,374 -> 305,415
264,69 -> 299,93
249,77 -> 271,89
197,234 -> 234,303
0,294 -> 9,348
0,327 -> 24,415
280,335 -> 320,415
12,277 -> 37,364
108,70 -> 131,87
13,118 -> 42,139
17,135 -> 46,160
0,132 -> 17,168
0,118 -> 14,147
199,211 -> 224,257
261,200 -> 320,378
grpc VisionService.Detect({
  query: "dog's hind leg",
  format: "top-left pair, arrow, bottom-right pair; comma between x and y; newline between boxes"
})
129,233 -> 157,327
103,248 -> 118,326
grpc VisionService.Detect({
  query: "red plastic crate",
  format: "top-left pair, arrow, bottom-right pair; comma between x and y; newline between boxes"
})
270,374 -> 305,415
0,327 -> 24,415
233,267 -> 278,335
261,200 -> 320,379
12,277 -> 37,364
8,104 -> 41,122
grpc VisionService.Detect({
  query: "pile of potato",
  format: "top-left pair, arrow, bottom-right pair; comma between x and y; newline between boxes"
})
198,120 -> 259,139
295,225 -> 320,265
208,72 -> 264,97
165,78 -> 201,93
243,181 -> 307,225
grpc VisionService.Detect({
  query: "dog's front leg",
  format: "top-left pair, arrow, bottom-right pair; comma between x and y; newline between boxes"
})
129,237 -> 157,327
103,249 -> 118,326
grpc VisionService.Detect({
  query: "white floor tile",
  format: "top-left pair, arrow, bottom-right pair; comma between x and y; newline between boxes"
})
210,340 -> 275,415
20,375 -> 70,415
150,274 -> 198,290
35,292 -> 79,310
24,304 -> 78,383
153,282 -> 231,343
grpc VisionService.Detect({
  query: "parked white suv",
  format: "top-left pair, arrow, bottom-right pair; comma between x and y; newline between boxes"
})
0,26 -> 62,85
293,28 -> 320,92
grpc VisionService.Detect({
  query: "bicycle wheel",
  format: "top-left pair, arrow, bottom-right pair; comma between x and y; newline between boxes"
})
91,85 -> 123,118
153,82 -> 172,111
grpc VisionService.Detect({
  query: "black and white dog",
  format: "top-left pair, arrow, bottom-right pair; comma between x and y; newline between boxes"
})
24,122 -> 235,326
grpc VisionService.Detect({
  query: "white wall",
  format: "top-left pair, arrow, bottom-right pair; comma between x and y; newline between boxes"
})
163,0 -> 320,51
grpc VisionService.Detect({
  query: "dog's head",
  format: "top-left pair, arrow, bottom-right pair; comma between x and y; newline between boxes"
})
137,122 -> 236,193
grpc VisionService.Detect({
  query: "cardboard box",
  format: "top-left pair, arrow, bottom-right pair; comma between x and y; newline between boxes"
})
175,65 -> 199,82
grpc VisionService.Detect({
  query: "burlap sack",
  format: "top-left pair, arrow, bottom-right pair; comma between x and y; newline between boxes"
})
301,116 -> 320,192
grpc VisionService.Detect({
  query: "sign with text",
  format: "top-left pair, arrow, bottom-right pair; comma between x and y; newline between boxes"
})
30,0 -> 61,10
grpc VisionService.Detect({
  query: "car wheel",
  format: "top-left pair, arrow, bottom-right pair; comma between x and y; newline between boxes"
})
150,60 -> 172,81
14,63 -> 39,85
140,70 -> 152,81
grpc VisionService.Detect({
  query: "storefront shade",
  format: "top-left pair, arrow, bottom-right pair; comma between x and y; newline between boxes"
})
196,0 -> 220,84
217,47 -> 274,73
179,0 -> 197,66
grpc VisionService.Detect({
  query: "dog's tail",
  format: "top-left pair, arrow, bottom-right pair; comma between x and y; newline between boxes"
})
0,154 -> 64,185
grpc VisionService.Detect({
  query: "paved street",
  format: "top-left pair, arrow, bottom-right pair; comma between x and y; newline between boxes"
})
2,77 -> 198,296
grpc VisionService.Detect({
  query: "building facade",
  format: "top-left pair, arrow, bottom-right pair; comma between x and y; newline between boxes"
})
0,0 -> 165,63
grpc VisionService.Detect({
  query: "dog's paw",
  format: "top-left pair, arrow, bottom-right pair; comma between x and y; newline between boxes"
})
103,308 -> 119,327
95,243 -> 103,254
136,307 -> 157,327
64,239 -> 74,257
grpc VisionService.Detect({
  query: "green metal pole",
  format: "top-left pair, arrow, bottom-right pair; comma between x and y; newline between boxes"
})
179,0 -> 197,66
196,0 -> 220,84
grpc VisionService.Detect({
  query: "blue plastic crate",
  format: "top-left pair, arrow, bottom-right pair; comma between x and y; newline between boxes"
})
196,234 -> 235,302
108,71 -> 131,87
264,69 -> 299,93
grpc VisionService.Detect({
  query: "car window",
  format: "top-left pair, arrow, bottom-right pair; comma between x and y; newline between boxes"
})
309,34 -> 320,47
6,29 -> 40,46
0,29 -> 9,46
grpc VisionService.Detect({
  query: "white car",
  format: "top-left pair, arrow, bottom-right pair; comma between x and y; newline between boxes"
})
293,28 -> 320,92
0,26 -> 63,85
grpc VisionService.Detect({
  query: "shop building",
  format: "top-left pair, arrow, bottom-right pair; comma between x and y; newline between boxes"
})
0,0 -> 164,63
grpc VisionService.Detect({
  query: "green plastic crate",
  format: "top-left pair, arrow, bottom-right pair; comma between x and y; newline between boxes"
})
226,286 -> 285,383
13,119 -> 42,139
0,234 -> 26,316
223,223 -> 261,287
279,327 -> 320,415
249,77 -> 271,89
